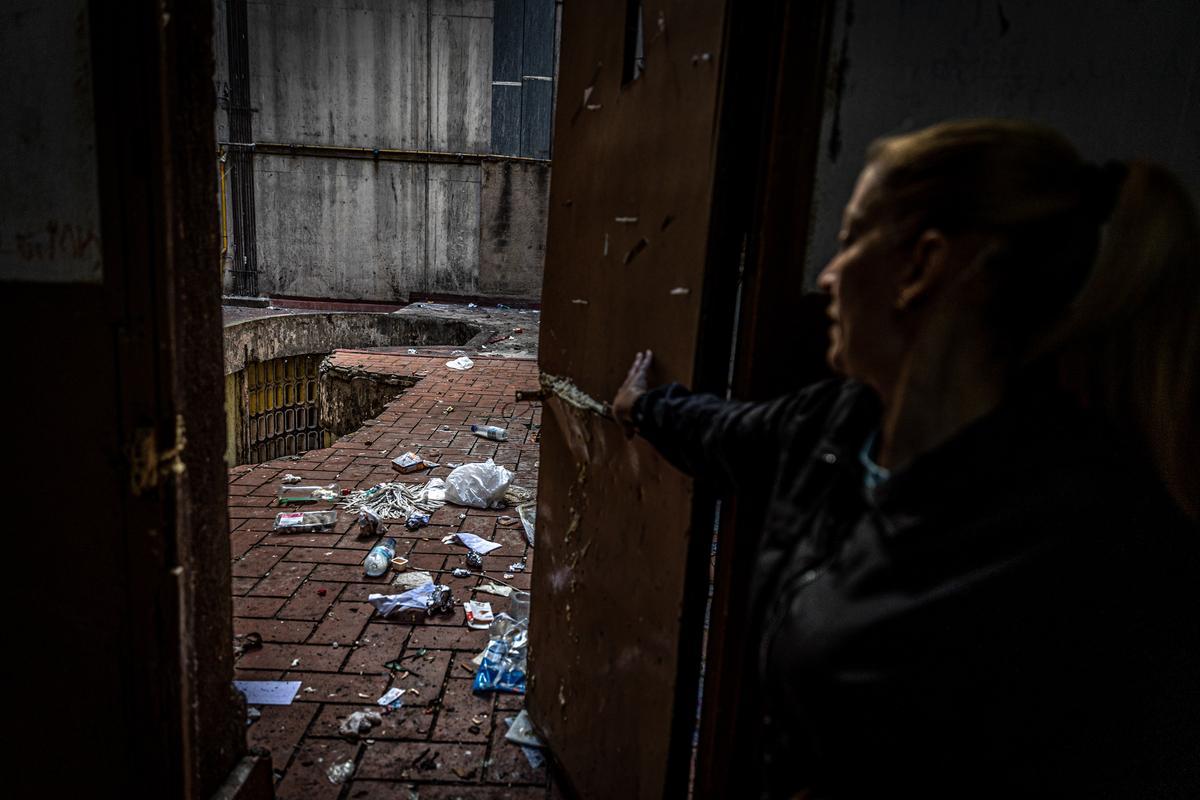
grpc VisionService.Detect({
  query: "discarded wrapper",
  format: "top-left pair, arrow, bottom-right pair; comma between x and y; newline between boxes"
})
477,582 -> 513,598
426,584 -> 454,616
368,584 -> 435,616
391,451 -> 426,474
405,513 -> 430,531
466,550 -> 484,569
446,356 -> 474,370
451,567 -> 473,578
357,507 -> 385,536
504,709 -> 545,748
472,613 -> 527,694
508,560 -> 526,573
464,600 -> 495,629
339,710 -> 383,736
327,760 -> 355,784
377,687 -> 405,708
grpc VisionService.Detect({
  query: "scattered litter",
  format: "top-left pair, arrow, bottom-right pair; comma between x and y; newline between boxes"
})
522,745 -> 545,769
516,502 -> 536,547
233,631 -> 263,658
505,709 -> 545,748
614,216 -> 639,223
503,573 -> 514,580
407,348 -> 417,354
446,461 -> 462,468
364,537 -> 397,577
508,561 -> 526,573
464,600 -> 495,629
467,303 -> 478,308
571,298 -> 589,305
427,584 -> 454,615
470,424 -> 508,442
465,550 -> 484,569
280,474 -> 303,484
246,707 -> 261,724
273,510 -> 338,532
406,513 -> 430,531
369,584 -> 434,616
290,658 -> 300,667
278,483 -> 339,504
377,687 -> 406,707
339,710 -> 383,736
233,680 -> 302,706
390,556 -> 409,571
477,582 -> 513,598
341,478 -> 446,520
670,287 -> 691,295
326,760 -> 355,784
357,507 -> 386,536
446,356 -> 475,370
447,532 -> 503,555
472,614 -> 528,694
452,567 -> 473,578
317,588 -> 327,597
304,686 -> 316,693
393,570 -> 433,590
497,515 -> 518,526
445,460 -> 513,509
391,452 -> 427,474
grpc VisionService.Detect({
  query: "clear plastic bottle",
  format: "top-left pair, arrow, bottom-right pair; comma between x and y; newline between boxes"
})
471,424 -> 508,441
364,537 -> 397,577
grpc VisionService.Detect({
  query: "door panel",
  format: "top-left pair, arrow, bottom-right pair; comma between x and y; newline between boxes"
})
529,1 -> 733,797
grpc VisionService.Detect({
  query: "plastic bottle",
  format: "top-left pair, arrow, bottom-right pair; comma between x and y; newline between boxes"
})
364,536 -> 397,577
471,424 -> 508,441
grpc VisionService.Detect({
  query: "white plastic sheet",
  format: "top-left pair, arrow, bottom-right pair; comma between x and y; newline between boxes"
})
445,458 -> 513,509
446,356 -> 475,370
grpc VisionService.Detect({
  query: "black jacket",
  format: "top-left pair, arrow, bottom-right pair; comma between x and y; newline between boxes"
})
635,378 -> 1200,798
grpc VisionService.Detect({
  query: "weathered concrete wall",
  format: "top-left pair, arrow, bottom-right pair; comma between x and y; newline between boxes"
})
319,361 -> 419,437
804,0 -> 1200,286
215,0 -> 556,302
479,160 -> 551,298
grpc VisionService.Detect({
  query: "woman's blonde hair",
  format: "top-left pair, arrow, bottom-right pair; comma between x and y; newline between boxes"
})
866,119 -> 1200,518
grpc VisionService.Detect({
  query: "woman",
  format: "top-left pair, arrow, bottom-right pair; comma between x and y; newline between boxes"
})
613,120 -> 1199,798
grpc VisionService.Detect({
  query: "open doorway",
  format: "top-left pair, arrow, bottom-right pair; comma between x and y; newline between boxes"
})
215,1 -> 562,796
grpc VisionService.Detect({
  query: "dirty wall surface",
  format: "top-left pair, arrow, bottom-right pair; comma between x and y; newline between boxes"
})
214,0 -> 558,302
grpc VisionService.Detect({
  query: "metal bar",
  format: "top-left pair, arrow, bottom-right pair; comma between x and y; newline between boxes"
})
217,140 -> 551,166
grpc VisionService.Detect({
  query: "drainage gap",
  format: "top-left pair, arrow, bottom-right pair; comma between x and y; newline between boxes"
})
224,353 -> 418,466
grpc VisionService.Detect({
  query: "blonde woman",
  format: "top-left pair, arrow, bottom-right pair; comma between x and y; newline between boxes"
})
615,120 -> 1199,798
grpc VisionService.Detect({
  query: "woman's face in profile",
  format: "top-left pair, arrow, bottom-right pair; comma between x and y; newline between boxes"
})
817,165 -> 910,393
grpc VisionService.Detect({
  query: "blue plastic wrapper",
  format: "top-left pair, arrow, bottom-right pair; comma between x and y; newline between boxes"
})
472,614 -> 528,694
405,513 -> 430,531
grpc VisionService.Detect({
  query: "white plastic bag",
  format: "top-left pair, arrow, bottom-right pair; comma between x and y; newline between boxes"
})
446,356 -> 474,370
445,458 -> 513,509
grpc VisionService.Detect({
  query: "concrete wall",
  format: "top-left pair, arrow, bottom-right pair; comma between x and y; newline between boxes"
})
804,0 -> 1200,286
215,0 -> 557,302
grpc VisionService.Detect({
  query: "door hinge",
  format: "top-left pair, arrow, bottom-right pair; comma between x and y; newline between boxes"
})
129,414 -> 188,496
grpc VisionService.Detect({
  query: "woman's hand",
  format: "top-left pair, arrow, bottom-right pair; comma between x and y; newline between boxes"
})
612,350 -> 653,438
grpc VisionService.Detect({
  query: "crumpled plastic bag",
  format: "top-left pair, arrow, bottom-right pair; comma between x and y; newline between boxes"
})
472,613 -> 528,694
368,583 -> 435,616
446,356 -> 474,370
338,710 -> 383,737
445,458 -> 513,509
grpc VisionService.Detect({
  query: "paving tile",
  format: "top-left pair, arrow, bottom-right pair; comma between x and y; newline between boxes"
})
228,352 -> 546,795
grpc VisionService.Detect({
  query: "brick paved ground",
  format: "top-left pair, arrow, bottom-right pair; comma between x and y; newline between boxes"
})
228,349 -> 555,799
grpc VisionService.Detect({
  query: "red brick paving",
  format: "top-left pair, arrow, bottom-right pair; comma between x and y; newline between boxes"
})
229,351 -> 551,798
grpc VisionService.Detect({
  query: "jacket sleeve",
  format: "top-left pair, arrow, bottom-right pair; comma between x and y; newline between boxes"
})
632,379 -> 841,495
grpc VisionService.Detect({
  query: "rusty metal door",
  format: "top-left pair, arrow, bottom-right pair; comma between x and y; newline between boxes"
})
528,1 -> 756,796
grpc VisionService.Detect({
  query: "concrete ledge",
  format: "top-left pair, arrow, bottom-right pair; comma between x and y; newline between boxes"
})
222,311 -> 481,375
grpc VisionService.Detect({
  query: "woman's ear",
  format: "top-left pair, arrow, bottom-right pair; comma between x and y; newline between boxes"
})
895,229 -> 951,310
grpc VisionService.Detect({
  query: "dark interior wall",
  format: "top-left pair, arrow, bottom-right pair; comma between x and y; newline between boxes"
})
3,0 -> 247,795
805,0 -> 1200,285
